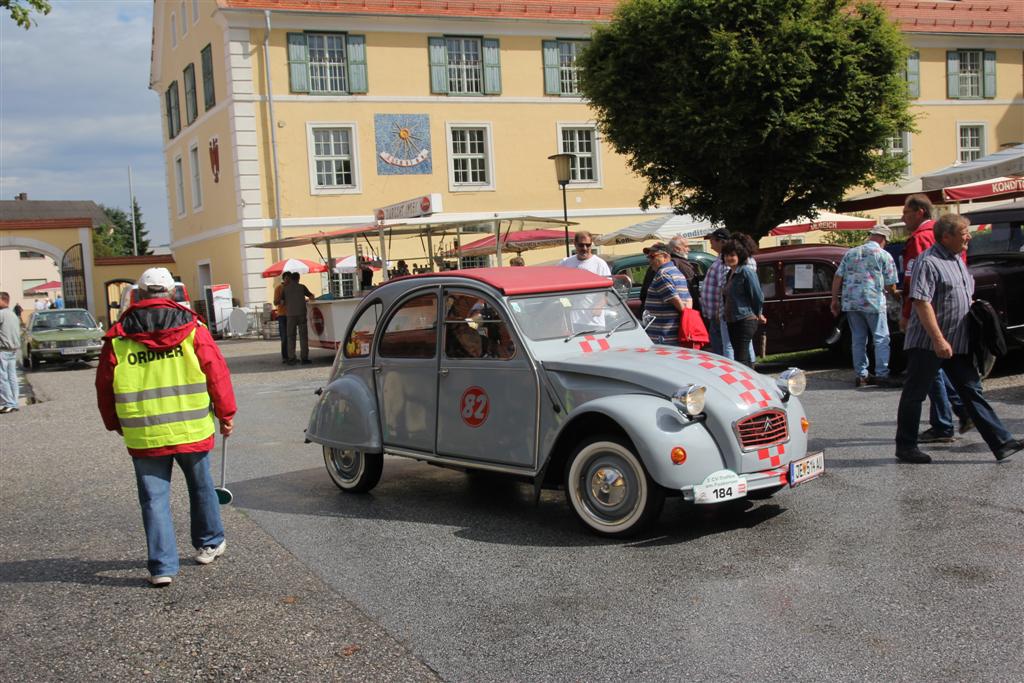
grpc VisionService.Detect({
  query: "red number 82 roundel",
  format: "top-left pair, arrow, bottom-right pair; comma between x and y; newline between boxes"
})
460,386 -> 489,427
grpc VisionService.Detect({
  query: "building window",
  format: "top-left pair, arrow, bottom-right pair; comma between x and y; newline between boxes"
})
170,13 -> 177,48
200,44 -> 215,111
543,40 -> 588,95
189,144 -> 203,209
429,36 -> 500,95
957,124 -> 985,163
447,124 -> 494,191
779,236 -> 805,247
22,278 -> 46,294
559,126 -> 599,184
174,155 -> 186,216
884,131 -> 911,173
183,64 -> 198,125
286,32 -> 367,95
192,0 -> 199,24
906,51 -> 920,99
180,2 -> 186,35
165,81 -> 181,139
19,251 -> 44,259
307,124 -> 360,194
947,50 -> 996,99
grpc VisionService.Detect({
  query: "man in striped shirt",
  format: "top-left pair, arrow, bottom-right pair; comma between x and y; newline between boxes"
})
701,229 -> 730,355
642,242 -> 691,345
895,214 -> 1021,463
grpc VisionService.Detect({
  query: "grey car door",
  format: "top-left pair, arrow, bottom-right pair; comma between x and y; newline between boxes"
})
435,289 -> 538,469
374,290 -> 440,453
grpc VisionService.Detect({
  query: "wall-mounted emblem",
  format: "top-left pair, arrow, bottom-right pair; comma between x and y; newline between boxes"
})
209,136 -> 220,183
375,114 -> 432,175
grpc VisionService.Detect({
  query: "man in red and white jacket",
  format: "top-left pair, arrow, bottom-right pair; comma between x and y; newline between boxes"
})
96,267 -> 236,586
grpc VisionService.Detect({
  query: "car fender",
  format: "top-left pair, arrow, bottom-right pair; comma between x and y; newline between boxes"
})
305,372 -> 382,453
553,394 -> 727,491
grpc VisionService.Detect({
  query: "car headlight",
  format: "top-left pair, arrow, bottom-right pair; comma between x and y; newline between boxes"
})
671,384 -> 706,416
776,367 -> 806,397
38,341 -> 57,350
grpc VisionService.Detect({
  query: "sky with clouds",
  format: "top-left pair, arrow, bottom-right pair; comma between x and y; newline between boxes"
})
1,0 -> 171,247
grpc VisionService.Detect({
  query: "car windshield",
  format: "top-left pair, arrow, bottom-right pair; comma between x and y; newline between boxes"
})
31,310 -> 97,331
968,224 -> 1024,256
508,290 -> 635,341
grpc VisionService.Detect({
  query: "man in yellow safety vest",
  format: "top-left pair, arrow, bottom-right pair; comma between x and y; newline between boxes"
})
96,267 -> 237,587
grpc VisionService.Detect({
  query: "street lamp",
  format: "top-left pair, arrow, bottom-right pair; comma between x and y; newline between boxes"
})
548,153 -> 574,256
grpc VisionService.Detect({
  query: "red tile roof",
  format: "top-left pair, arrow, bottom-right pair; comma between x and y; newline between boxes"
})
219,0 -> 1023,34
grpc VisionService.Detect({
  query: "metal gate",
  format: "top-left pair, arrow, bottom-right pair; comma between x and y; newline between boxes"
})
61,243 -> 87,309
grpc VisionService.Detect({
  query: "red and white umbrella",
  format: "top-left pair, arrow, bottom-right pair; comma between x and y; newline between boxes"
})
23,280 -> 62,295
443,229 -> 576,257
261,258 -> 328,278
769,211 -> 876,236
333,255 -> 383,274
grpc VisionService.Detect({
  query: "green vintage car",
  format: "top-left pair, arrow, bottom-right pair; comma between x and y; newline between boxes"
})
21,309 -> 104,370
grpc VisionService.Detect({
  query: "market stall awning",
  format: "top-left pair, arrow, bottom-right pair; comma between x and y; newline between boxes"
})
261,258 -> 328,278
837,176 -> 943,212
442,229 -> 575,257
595,213 -> 715,246
769,211 -> 876,236
251,225 -> 376,250
24,280 -> 62,295
943,176 -> 1024,202
922,144 -> 1024,191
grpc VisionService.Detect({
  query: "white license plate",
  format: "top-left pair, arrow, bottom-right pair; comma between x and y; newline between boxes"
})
61,347 -> 87,355
693,478 -> 747,504
788,451 -> 825,487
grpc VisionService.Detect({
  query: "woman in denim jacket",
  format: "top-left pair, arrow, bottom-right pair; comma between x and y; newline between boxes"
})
721,240 -> 766,367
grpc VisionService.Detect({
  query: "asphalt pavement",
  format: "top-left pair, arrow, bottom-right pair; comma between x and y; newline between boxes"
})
2,342 -> 1022,681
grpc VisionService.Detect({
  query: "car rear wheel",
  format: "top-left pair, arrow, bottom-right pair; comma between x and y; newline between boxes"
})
323,446 -> 383,493
564,435 -> 664,538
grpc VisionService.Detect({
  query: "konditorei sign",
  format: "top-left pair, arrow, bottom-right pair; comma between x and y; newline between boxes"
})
373,193 -> 443,222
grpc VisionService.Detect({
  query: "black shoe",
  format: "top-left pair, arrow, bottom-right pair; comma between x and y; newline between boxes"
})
895,447 -> 932,464
994,439 -> 1023,462
300,359 -> 312,365
855,376 -> 870,388
0,407 -> 12,414
281,359 -> 289,364
874,376 -> 903,388
918,427 -> 957,443
959,416 -> 975,434
287,359 -> 299,365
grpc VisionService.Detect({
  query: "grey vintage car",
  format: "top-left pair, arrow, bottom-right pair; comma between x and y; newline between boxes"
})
305,267 -> 823,537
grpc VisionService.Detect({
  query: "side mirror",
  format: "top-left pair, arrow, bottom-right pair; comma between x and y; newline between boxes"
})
641,311 -> 656,330
611,273 -> 632,301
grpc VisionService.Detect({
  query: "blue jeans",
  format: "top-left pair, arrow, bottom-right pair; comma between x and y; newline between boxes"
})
277,316 -> 288,360
133,451 -> 224,576
928,369 -> 968,435
896,350 -> 1013,453
0,350 -> 18,409
705,316 -> 724,355
720,318 -> 756,361
847,311 -> 890,378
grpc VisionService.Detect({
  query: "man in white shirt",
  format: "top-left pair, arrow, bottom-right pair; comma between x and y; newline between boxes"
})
557,231 -> 610,330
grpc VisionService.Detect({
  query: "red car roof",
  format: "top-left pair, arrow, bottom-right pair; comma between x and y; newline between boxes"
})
391,266 -> 611,296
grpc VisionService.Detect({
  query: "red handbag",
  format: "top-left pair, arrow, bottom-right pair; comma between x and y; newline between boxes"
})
679,308 -> 710,349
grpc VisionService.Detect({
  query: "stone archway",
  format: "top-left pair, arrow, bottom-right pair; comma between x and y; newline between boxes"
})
0,233 -> 95,313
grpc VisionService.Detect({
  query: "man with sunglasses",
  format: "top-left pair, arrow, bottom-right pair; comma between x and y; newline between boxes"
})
558,231 -> 610,277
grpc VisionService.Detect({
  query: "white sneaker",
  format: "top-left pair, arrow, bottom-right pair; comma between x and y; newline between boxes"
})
149,575 -> 173,587
195,540 -> 226,565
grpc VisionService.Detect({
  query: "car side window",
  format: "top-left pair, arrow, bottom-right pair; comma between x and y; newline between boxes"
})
783,263 -> 832,295
343,302 -> 382,358
757,265 -> 777,298
444,292 -> 515,360
378,293 -> 437,359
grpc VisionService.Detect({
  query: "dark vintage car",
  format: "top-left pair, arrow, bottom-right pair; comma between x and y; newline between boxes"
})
964,204 -> 1024,359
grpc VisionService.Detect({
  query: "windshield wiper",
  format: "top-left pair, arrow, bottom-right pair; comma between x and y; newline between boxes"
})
605,319 -> 634,338
564,328 -> 603,342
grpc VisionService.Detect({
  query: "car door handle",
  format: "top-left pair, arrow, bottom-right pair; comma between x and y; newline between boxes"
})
372,365 -> 381,373
439,368 -> 449,376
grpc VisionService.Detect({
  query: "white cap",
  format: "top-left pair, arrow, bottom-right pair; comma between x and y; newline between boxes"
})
138,267 -> 175,292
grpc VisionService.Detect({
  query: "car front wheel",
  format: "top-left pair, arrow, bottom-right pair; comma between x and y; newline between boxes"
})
564,435 -> 664,538
323,446 -> 383,493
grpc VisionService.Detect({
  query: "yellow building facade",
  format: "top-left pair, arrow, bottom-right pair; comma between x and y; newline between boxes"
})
150,0 -> 1024,302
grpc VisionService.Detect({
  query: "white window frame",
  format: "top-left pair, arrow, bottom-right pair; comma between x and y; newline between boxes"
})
445,37 -> 483,95
779,235 -> 805,246
307,32 -> 349,94
956,122 -> 986,163
192,0 -> 199,24
556,39 -> 585,95
306,122 -> 362,195
188,142 -> 203,211
955,49 -> 983,99
180,2 -> 187,36
170,13 -> 177,49
556,122 -> 602,188
173,154 -> 186,217
884,131 -> 912,174
446,122 -> 495,192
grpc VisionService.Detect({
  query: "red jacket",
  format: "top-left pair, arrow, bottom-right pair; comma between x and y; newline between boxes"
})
900,220 -> 967,320
95,298 -> 236,458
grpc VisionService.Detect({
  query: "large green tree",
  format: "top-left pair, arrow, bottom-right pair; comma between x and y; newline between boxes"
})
579,0 -> 914,238
2,0 -> 50,29
94,202 -> 153,257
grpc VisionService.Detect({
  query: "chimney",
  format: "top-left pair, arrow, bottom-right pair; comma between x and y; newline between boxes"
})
15,193 -> 28,200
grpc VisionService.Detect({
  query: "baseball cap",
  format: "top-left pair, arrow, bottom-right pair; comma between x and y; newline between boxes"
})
642,242 -> 671,256
869,225 -> 892,239
705,228 -> 731,241
138,267 -> 175,292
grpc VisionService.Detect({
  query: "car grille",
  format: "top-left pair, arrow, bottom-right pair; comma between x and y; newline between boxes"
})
736,410 -> 789,449
55,339 -> 98,348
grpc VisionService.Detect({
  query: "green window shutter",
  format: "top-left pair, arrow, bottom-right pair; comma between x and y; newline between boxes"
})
946,51 -> 960,99
287,32 -> 309,93
183,64 -> 198,125
983,51 -> 997,98
542,40 -> 561,95
428,37 -> 448,94
907,51 -> 920,99
482,38 -> 501,94
164,88 -> 174,139
201,44 -> 215,110
346,34 -> 367,94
